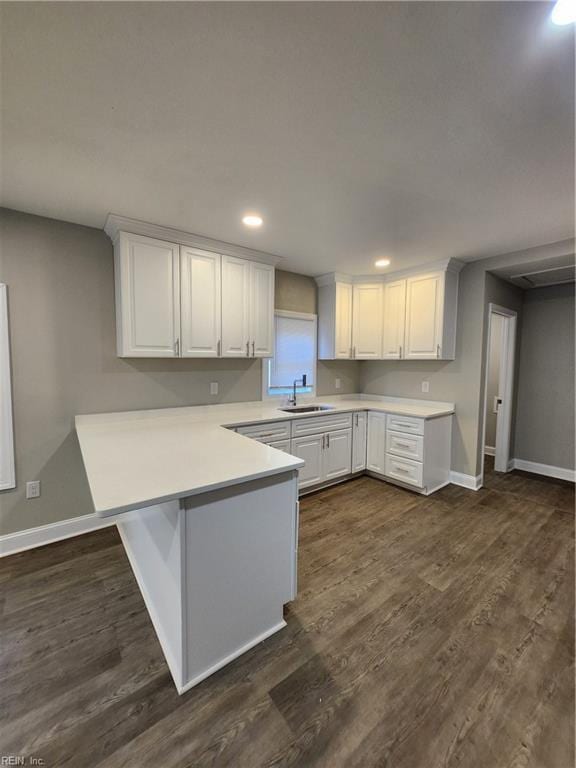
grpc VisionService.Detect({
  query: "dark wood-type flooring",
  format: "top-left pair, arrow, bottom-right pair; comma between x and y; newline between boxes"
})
1,461 -> 574,767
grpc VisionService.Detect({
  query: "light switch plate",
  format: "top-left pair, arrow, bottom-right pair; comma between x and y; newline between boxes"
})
421,380 -> 430,393
210,382 -> 219,395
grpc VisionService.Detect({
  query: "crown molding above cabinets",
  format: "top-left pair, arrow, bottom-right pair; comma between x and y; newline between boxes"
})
317,261 -> 461,361
314,258 -> 464,287
105,214 -> 282,268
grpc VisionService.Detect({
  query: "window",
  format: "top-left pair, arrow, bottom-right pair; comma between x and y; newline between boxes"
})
263,311 -> 317,399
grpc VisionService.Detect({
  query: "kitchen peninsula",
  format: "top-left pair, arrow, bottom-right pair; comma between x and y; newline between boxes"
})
76,395 -> 454,693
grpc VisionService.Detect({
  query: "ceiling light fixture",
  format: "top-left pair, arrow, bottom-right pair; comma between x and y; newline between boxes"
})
551,0 -> 576,25
242,214 -> 263,228
374,258 -> 391,268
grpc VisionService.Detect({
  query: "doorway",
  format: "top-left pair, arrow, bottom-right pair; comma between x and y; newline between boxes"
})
481,304 -> 517,479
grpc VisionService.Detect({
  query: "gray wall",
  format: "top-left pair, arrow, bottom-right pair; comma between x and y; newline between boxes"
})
0,210 -> 358,535
514,283 -> 575,470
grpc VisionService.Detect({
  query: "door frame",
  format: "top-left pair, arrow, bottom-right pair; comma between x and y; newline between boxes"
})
481,303 -> 517,480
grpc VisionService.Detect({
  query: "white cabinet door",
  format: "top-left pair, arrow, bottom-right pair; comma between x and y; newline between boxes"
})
404,272 -> 444,359
115,232 -> 180,357
221,255 -> 251,357
180,248 -> 221,357
291,434 -> 323,489
352,411 -> 367,472
352,283 -> 383,359
268,439 -> 292,453
335,282 -> 353,358
324,429 -> 352,481
382,280 -> 407,359
366,412 -> 386,474
250,262 -> 274,357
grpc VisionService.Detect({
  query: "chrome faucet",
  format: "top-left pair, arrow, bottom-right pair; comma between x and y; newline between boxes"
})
289,374 -> 307,407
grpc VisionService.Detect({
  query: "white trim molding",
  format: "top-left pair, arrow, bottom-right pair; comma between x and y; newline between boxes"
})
484,445 -> 496,456
512,459 -> 575,483
0,284 -> 15,491
0,513 -> 116,558
450,471 -> 483,491
105,214 -> 282,267
314,258 -> 464,287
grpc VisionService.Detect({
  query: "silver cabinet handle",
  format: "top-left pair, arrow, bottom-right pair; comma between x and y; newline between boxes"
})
353,346 -> 356,358
399,345 -> 402,359
252,341 -> 255,357
349,347 -> 353,358
217,339 -> 221,357
174,338 -> 180,357
322,434 -> 325,449
355,413 -> 359,427
437,344 -> 440,359
326,433 -> 330,448
246,341 -> 250,357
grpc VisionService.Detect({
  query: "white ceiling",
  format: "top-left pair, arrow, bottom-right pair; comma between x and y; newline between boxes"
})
1,2 -> 574,276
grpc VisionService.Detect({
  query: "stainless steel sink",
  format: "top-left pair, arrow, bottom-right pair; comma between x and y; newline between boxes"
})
279,405 -> 335,413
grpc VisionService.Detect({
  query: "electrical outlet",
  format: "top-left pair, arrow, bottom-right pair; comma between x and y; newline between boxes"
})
335,378 -> 341,390
26,480 -> 41,499
210,382 -> 219,396
421,380 -> 430,393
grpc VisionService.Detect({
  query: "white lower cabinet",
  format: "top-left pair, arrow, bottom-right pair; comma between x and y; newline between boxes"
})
290,434 -> 324,488
352,411 -> 367,472
291,426 -> 352,490
235,408 -> 452,497
366,411 -> 387,474
323,429 -> 353,481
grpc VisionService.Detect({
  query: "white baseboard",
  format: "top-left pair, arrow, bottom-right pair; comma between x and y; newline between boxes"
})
450,471 -> 483,491
512,459 -> 575,483
484,446 -> 496,456
0,513 -> 116,558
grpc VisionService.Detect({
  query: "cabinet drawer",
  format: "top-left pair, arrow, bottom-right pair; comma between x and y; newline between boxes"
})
386,430 -> 424,462
385,455 -> 423,487
291,412 -> 353,437
268,439 -> 291,453
236,421 -> 290,442
386,414 -> 424,436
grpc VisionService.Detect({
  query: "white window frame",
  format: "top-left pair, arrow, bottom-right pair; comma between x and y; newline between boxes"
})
262,310 -> 317,401
0,284 -> 15,490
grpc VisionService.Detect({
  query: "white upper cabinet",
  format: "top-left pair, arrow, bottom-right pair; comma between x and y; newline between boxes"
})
111,224 -> 276,359
250,262 -> 275,357
221,257 -> 274,358
352,283 -> 383,359
115,232 -> 180,357
221,256 -> 252,357
316,262 -> 460,362
180,248 -> 221,358
404,272 -> 445,359
382,280 -> 407,359
317,278 -> 353,359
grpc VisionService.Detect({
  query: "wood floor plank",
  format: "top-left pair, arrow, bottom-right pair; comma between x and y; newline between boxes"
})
0,464 -> 572,768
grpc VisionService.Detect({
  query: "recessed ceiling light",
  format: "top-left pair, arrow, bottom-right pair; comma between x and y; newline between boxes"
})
551,0 -> 576,25
374,258 -> 391,268
242,214 -> 263,228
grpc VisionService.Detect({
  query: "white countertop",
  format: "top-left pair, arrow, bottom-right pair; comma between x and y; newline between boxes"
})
76,395 -> 454,517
